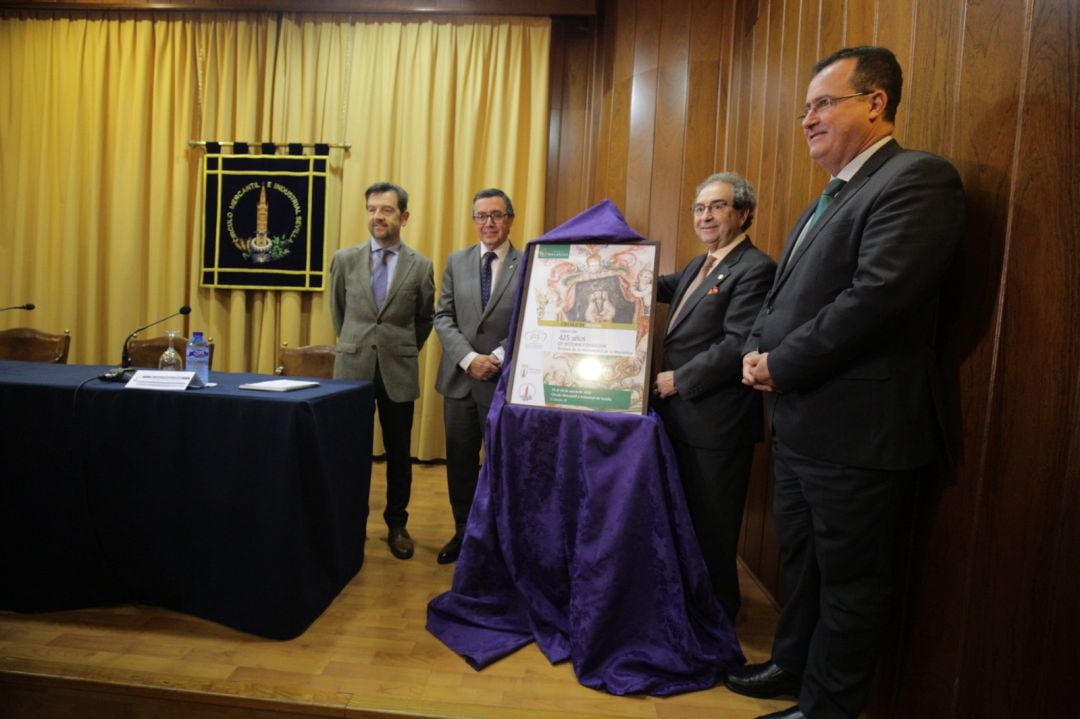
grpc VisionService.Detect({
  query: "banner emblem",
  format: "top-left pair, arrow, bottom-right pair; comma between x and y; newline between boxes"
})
203,152 -> 327,290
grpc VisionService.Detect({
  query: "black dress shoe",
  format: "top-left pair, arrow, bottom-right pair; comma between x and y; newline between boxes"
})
756,706 -> 804,719
437,534 -> 462,564
724,660 -> 801,699
387,527 -> 414,559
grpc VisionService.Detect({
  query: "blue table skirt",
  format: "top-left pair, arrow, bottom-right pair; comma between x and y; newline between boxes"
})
0,361 -> 374,639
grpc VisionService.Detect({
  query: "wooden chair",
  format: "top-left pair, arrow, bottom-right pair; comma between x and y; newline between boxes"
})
275,342 -> 336,378
127,335 -> 215,369
0,327 -> 71,363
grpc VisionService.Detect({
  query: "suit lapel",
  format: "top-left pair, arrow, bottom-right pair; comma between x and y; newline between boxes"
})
666,238 -> 748,335
776,139 -> 904,285
457,245 -> 483,318
357,244 -> 376,307
483,244 -> 520,319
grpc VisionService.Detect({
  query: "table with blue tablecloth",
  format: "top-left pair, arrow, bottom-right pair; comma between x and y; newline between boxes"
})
0,360 -> 374,639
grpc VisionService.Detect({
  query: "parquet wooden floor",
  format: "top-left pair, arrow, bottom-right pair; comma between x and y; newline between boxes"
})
0,462 -> 793,718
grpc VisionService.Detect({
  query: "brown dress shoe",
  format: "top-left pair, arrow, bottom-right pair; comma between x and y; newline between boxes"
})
387,527 -> 414,559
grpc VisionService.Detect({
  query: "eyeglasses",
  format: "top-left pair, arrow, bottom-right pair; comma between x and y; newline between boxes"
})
797,91 -> 872,120
473,211 -> 510,224
692,200 -> 732,217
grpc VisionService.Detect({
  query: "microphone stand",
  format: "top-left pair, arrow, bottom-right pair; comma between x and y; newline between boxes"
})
118,306 -> 191,368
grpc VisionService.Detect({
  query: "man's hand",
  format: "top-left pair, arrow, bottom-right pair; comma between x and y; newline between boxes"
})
742,351 -> 778,392
654,370 -> 678,398
467,354 -> 501,381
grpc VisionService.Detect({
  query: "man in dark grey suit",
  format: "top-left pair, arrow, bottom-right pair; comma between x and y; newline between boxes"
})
330,181 -> 435,561
728,47 -> 964,719
654,172 -> 776,621
433,188 -> 522,564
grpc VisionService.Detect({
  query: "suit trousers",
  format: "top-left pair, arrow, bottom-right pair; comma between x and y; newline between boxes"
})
670,440 -> 754,621
374,365 -> 414,529
442,393 -> 491,532
770,437 -> 917,719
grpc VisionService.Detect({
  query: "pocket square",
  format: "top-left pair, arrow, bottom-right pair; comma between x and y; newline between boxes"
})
707,274 -> 726,294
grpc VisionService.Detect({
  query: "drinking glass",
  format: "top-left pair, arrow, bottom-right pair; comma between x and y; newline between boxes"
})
158,330 -> 184,370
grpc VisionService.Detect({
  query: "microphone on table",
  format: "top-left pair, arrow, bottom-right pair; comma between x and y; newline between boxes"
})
0,303 -> 34,311
100,305 -> 191,382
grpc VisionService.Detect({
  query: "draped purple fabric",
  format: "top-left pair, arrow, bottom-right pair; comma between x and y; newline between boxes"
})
426,201 -> 744,696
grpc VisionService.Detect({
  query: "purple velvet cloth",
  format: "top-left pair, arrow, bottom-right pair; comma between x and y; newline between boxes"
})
426,200 -> 744,696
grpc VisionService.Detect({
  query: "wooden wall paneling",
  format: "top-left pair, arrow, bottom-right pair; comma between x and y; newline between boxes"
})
1045,394 -> 1080,715
1034,4 -> 1080,680
625,69 -> 658,231
547,16 -> 597,230
647,0 -> 690,252
762,0 -> 801,261
595,0 -> 637,209
874,1 -> 1003,715
729,0 -> 764,587
547,18 -> 569,229
817,0 -> 844,69
956,0 -> 1080,712
732,0 -> 776,588
676,0 -> 736,272
873,2 -> 915,141
590,1 -> 616,211
878,1 -> 1019,715
718,1 -> 748,171
622,0 -> 660,231
788,0 -> 824,241
844,0 -> 876,46
649,64 -> 687,248
903,0 -> 967,154
681,60 -> 721,265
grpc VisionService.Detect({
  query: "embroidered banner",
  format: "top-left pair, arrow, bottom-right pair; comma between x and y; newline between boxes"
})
202,151 -> 328,290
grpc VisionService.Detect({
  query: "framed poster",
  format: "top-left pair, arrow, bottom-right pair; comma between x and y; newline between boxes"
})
506,241 -> 659,415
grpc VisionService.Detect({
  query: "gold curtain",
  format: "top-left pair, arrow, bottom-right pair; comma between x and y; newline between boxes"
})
0,10 -> 550,460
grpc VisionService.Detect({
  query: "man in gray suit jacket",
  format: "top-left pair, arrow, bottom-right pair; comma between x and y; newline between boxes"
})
728,48 -> 964,719
433,188 -> 522,564
654,172 -> 776,621
330,181 -> 435,561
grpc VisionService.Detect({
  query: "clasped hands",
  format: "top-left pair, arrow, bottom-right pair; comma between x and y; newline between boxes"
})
741,351 -> 778,392
467,353 -> 502,382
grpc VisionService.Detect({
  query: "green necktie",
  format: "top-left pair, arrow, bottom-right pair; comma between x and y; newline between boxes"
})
810,178 -> 846,228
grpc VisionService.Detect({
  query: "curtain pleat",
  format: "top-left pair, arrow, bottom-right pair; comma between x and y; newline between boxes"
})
0,10 -> 550,460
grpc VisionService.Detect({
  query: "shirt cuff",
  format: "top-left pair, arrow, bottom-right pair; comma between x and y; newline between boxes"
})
459,351 -> 479,372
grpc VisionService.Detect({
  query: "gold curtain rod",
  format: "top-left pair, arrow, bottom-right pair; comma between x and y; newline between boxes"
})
188,140 -> 351,150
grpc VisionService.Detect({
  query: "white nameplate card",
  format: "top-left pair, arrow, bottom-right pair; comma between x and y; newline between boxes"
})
125,370 -> 206,391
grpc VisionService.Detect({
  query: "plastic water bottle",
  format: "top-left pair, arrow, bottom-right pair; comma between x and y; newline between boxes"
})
185,331 -> 211,386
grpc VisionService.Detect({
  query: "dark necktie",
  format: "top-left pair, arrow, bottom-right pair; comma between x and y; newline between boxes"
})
810,178 -> 846,228
480,251 -> 496,308
372,248 -> 393,311
788,178 -> 847,264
